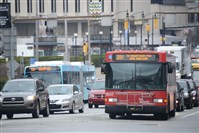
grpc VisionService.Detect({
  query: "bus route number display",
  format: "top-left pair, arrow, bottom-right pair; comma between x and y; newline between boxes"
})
29,66 -> 60,72
112,53 -> 159,61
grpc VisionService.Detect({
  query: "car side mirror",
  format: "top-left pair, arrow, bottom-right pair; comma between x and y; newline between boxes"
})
87,87 -> 91,90
168,63 -> 174,73
74,91 -> 79,95
38,87 -> 44,91
101,63 -> 106,74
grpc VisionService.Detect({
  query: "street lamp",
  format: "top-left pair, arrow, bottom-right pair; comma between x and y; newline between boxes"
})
119,30 -> 123,49
134,30 -> 137,49
74,33 -> 78,61
99,31 -> 103,63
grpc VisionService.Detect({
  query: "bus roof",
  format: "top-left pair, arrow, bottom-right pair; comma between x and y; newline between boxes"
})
32,61 -> 85,66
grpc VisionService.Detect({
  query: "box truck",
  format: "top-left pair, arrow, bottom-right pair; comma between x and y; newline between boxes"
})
156,46 -> 192,79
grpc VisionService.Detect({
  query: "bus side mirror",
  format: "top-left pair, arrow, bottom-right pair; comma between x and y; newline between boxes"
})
101,63 -> 106,74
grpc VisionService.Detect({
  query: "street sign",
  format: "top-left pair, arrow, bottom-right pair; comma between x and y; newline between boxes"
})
0,3 -> 11,28
30,58 -> 37,65
6,60 -> 19,71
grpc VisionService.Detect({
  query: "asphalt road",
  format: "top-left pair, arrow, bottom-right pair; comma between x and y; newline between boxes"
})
1,104 -> 199,133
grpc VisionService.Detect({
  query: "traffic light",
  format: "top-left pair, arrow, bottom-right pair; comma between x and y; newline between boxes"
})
83,42 -> 88,55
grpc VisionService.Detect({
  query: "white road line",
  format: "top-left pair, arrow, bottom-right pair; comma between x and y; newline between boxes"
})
181,111 -> 199,119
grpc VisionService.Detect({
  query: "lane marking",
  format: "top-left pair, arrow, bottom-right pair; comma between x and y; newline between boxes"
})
181,110 -> 199,119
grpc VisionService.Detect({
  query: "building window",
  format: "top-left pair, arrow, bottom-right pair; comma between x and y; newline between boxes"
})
51,0 -> 56,13
27,0 -> 32,13
15,0 -> 20,13
63,0 -> 68,13
151,0 -> 185,5
3,0 -> 8,2
75,0 -> 80,13
111,0 -> 113,12
39,0 -> 44,13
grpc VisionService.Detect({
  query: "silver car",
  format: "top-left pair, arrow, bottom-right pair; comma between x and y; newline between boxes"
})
47,84 -> 84,114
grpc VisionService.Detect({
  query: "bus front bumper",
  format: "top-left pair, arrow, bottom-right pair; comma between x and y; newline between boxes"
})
105,105 -> 167,115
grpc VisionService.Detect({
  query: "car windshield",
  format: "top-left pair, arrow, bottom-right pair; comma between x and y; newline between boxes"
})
2,81 -> 35,92
194,81 -> 199,86
187,81 -> 194,89
191,51 -> 199,57
47,86 -> 72,95
177,81 -> 188,91
92,80 -> 105,90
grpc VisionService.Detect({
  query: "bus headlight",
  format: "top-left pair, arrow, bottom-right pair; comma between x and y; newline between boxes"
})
108,98 -> 118,102
153,99 -> 163,103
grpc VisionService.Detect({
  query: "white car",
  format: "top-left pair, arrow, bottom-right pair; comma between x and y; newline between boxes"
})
47,84 -> 84,114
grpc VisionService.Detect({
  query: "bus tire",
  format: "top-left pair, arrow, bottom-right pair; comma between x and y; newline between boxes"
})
94,105 -> 99,108
154,113 -> 168,120
169,109 -> 175,117
109,114 -> 116,119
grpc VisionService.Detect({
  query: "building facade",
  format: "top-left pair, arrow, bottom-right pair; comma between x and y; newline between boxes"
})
0,0 -> 198,57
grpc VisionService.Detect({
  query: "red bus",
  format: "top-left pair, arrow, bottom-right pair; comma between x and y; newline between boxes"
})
101,50 -> 176,120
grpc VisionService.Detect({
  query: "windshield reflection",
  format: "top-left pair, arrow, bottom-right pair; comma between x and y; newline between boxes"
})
106,63 -> 165,90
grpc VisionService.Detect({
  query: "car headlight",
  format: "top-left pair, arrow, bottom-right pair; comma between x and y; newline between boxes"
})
61,98 -> 70,102
89,94 -> 95,98
108,98 -> 118,102
26,95 -> 36,101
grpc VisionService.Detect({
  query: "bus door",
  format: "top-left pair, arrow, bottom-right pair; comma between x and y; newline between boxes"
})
114,91 -> 155,108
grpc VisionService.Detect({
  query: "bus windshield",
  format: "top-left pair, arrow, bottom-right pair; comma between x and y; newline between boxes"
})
25,71 -> 61,87
106,62 -> 166,90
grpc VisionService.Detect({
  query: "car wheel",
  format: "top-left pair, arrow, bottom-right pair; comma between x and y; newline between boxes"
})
79,106 -> 84,113
50,111 -> 54,114
181,105 -> 184,111
32,103 -> 40,118
88,104 -> 93,108
69,102 -> 75,114
43,101 -> 50,117
0,113 -> 2,119
109,114 -> 116,119
176,103 -> 181,112
194,101 -> 199,107
6,113 -> 14,119
94,105 -> 99,108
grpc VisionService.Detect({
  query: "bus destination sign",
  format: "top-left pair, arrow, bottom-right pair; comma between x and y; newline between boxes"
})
29,66 -> 60,72
112,53 -> 159,61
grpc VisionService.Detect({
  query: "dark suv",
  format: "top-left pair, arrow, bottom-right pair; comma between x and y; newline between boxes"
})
177,79 -> 194,109
0,78 -> 50,119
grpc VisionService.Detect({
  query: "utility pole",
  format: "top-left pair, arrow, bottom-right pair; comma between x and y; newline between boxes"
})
35,0 -> 39,61
141,11 -> 144,50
